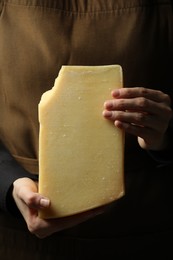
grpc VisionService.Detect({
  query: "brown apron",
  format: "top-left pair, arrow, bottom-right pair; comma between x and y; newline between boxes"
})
0,0 -> 173,259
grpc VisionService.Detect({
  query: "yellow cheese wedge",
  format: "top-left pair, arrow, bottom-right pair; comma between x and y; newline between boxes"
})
38,65 -> 124,219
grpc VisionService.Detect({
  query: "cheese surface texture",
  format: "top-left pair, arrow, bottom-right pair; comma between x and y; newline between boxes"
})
38,65 -> 124,219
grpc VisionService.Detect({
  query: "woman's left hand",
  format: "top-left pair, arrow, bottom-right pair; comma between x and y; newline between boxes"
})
103,87 -> 172,151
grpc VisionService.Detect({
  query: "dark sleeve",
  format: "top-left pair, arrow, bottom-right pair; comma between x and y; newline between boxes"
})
148,118 -> 173,166
0,142 -> 38,216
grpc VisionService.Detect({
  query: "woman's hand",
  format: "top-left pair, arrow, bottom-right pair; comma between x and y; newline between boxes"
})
12,177 -> 104,238
103,87 -> 172,151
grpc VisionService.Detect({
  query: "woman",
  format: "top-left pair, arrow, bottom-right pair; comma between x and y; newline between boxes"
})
0,0 -> 173,259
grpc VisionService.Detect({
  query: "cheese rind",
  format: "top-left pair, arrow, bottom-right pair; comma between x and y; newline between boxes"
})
38,65 -> 124,219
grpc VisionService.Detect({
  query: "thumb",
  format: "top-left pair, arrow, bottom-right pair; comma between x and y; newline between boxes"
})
13,178 -> 50,210
21,190 -> 50,210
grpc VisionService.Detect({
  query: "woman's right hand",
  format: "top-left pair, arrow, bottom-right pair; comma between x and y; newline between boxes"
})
12,177 -> 104,238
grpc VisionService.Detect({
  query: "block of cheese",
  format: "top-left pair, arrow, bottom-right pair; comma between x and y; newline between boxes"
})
38,65 -> 124,219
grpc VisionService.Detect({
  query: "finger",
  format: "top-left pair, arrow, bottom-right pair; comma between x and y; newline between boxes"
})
103,110 -> 168,132
104,97 -> 172,118
114,120 -> 156,143
112,87 -> 171,105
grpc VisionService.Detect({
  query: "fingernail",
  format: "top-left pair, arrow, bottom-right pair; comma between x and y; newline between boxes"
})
112,90 -> 120,97
40,198 -> 50,207
103,110 -> 112,117
104,101 -> 112,109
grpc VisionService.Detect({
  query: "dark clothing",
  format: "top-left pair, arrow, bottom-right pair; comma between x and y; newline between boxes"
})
0,0 -> 173,259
